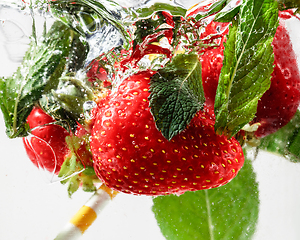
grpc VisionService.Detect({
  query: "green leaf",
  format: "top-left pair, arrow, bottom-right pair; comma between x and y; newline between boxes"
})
258,110 -> 300,163
152,157 -> 259,240
149,53 -> 204,140
214,0 -> 279,137
0,21 -> 84,138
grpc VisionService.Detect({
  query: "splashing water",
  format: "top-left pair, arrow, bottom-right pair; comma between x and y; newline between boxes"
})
85,22 -> 124,66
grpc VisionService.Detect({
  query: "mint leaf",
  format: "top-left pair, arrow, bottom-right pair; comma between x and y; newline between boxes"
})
214,0 -> 279,137
152,157 -> 259,240
0,21 -> 85,138
149,53 -> 204,140
259,110 -> 300,163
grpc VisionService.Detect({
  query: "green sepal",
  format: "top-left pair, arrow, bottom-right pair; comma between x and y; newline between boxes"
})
81,174 -> 97,192
66,175 -> 81,198
39,94 -> 79,134
58,135 -> 98,197
83,166 -> 96,176
58,155 -> 79,180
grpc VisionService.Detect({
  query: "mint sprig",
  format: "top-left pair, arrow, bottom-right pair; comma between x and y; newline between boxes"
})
0,21 -> 85,138
149,53 -> 204,140
152,157 -> 259,240
214,0 -> 279,137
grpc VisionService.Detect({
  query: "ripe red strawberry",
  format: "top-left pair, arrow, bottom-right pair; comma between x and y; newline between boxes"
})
23,107 -> 70,174
253,11 -> 300,137
90,71 -> 244,196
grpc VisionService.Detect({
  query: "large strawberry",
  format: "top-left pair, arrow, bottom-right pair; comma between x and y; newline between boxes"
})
23,107 -> 70,174
90,71 -> 244,196
253,10 -> 300,137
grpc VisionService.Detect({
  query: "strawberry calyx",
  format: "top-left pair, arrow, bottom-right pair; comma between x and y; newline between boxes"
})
58,88 -> 112,197
58,126 -> 100,197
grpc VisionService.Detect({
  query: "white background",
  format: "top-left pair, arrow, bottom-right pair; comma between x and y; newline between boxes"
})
1,1 -> 300,239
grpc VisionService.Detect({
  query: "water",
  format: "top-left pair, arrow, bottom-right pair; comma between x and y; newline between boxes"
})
1,1 -> 300,240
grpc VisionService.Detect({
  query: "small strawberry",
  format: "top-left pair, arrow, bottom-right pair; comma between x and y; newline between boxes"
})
23,107 -> 70,174
90,71 -> 244,196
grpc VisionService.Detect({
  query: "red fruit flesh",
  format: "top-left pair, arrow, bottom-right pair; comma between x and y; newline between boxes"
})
91,71 -> 244,196
253,13 -> 300,137
23,107 -> 70,174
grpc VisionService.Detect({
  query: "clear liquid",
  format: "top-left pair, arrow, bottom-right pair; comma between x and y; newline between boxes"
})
1,1 -> 300,239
